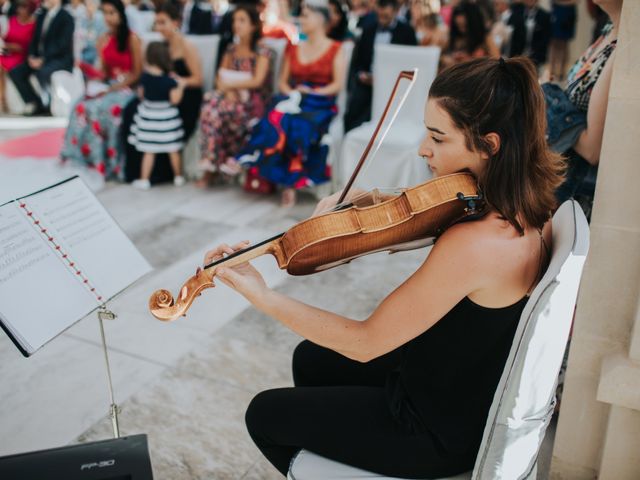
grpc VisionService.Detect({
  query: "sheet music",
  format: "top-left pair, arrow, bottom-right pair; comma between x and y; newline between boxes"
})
0,203 -> 96,353
0,176 -> 152,356
24,178 -> 152,301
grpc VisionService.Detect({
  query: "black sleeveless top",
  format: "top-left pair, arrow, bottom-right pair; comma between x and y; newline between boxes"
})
385,295 -> 527,455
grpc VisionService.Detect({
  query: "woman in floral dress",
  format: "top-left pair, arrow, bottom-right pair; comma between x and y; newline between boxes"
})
196,4 -> 272,186
60,0 -> 142,179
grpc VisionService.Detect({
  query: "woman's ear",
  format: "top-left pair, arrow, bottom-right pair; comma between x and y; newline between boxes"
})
484,132 -> 501,157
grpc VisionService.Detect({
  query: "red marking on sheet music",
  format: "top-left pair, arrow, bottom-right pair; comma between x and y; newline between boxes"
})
18,201 -> 104,304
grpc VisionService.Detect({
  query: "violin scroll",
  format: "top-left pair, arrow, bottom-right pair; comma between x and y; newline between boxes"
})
149,267 -> 215,321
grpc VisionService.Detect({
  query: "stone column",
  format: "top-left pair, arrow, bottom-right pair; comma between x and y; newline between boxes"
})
550,1 -> 640,479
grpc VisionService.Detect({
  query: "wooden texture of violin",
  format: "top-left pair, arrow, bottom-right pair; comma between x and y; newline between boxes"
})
149,173 -> 481,321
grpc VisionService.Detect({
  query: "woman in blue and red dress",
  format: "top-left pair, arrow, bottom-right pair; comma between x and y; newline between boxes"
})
237,0 -> 345,207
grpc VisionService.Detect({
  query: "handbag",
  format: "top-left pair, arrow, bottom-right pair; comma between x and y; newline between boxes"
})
243,166 -> 275,194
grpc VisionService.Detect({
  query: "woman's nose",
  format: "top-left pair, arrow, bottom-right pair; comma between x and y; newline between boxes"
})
418,141 -> 433,159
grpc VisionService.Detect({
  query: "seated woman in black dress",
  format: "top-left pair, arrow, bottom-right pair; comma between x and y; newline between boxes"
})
204,57 -> 564,478
123,2 -> 203,184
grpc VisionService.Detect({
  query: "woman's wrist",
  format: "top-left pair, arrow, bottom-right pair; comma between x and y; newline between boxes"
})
251,285 -> 276,311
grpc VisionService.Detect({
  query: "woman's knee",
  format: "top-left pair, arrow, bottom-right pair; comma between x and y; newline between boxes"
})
245,388 -> 288,441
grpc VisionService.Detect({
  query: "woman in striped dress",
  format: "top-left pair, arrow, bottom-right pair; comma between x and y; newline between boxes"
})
129,41 -> 186,190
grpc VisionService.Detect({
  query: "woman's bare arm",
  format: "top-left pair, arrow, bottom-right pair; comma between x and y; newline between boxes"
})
573,50 -> 616,165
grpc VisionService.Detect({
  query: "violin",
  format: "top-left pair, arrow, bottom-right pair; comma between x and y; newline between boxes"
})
149,71 -> 484,321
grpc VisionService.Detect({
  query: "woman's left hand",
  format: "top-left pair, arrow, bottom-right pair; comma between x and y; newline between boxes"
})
203,241 -> 269,303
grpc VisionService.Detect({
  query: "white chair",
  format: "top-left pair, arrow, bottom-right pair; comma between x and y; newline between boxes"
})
5,67 -> 83,117
187,34 -> 220,92
338,45 -> 440,191
262,37 -> 288,94
50,67 -> 85,117
325,40 -> 355,193
288,200 -> 590,480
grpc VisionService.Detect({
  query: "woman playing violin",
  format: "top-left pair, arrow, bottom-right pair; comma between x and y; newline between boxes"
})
204,57 -> 564,478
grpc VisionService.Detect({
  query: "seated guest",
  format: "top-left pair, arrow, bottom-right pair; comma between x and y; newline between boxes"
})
350,0 -> 376,32
122,2 -> 203,184
179,0 -> 216,35
197,4 -> 271,186
60,0 -> 142,178
9,0 -> 74,115
410,0 -> 448,49
0,0 -> 36,112
490,0 -> 513,54
440,1 -> 499,69
261,0 -> 298,44
70,0 -> 107,65
548,0 -> 576,82
552,0 -> 620,220
343,0 -> 417,133
237,0 -> 345,207
327,0 -> 352,41
506,0 -> 551,69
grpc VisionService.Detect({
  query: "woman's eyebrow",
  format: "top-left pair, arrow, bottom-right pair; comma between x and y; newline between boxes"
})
426,126 -> 447,135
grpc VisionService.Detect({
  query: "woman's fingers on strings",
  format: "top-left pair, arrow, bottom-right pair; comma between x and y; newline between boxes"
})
203,241 -> 251,265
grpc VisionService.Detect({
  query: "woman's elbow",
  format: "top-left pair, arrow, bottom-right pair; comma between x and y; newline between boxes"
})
575,134 -> 602,166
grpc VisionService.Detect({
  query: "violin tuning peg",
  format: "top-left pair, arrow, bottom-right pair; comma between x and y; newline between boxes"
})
195,266 -> 202,277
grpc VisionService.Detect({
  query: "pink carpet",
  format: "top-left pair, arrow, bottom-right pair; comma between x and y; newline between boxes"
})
0,129 -> 65,159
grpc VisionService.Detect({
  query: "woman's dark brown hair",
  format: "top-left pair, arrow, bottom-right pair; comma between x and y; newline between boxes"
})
155,1 -> 182,22
234,4 -> 263,51
145,41 -> 173,74
429,57 -> 565,234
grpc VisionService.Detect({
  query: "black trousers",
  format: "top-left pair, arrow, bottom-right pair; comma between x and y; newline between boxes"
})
9,59 -> 71,106
245,340 -> 472,478
343,81 -> 373,134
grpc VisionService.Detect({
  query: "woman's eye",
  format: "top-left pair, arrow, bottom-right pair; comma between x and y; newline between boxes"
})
431,136 -> 442,144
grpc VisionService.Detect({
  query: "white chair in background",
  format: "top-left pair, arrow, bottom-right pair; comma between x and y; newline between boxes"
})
338,45 -> 440,191
288,200 -> 590,480
324,40 -> 354,193
50,67 -> 85,117
261,37 -> 288,94
186,34 -> 220,92
5,67 -> 84,118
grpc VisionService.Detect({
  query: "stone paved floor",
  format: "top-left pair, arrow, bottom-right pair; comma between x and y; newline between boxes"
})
0,122 -> 555,478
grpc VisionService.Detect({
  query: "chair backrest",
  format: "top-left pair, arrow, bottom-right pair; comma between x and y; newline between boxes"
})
139,33 -> 219,92
262,37 -> 289,95
472,200 -> 590,479
186,34 -> 220,92
371,45 -> 440,123
336,40 -> 355,119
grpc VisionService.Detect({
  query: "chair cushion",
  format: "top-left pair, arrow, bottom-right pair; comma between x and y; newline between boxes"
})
288,449 -> 471,480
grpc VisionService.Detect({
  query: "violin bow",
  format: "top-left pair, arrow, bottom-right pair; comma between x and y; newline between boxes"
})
337,69 -> 418,205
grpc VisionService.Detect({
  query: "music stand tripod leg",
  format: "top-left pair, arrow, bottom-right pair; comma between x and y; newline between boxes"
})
97,306 -> 120,439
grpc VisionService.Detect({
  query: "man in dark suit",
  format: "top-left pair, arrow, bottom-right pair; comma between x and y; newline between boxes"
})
9,0 -> 74,114
180,0 -> 216,35
507,0 -> 551,68
344,0 -> 417,133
